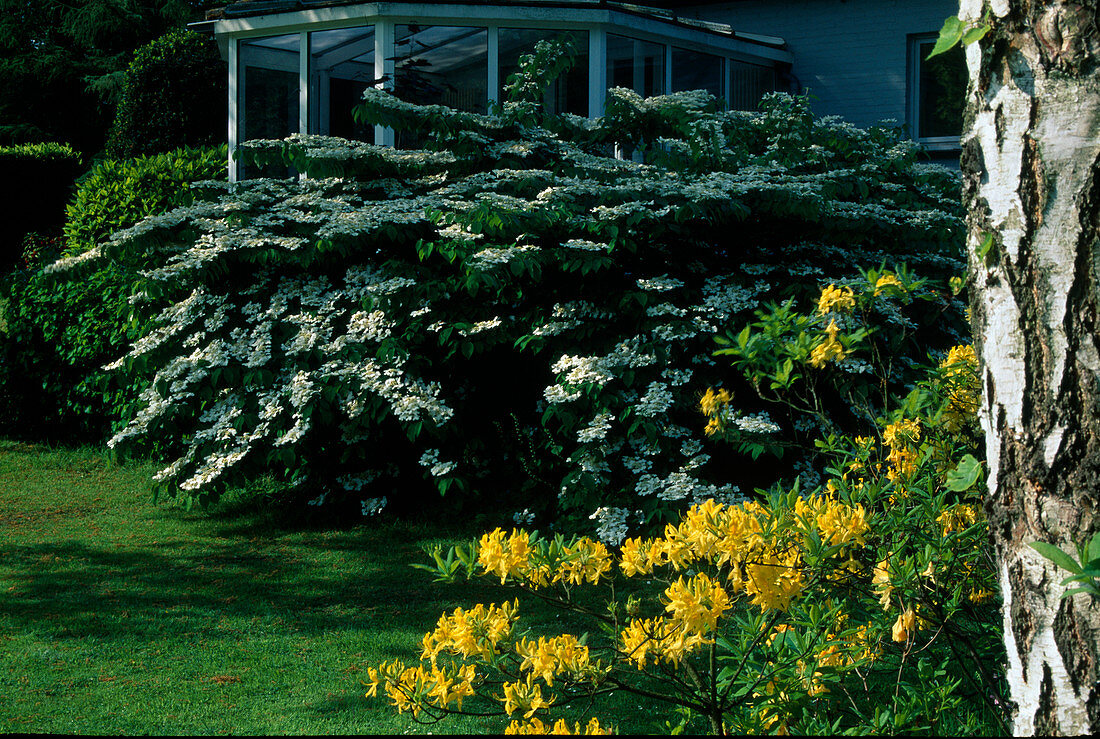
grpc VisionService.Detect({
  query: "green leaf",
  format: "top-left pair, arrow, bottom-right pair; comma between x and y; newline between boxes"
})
961,24 -> 990,45
927,16 -> 965,59
1087,533 -> 1100,563
945,454 -> 982,492
1030,541 -> 1083,575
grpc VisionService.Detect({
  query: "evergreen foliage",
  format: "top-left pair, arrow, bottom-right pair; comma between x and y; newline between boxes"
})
0,1 -> 211,154
106,28 -> 226,159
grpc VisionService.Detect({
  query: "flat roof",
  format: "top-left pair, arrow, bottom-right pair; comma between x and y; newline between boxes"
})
203,1 -> 788,51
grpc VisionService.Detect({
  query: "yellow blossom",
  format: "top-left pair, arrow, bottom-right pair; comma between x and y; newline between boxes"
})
809,319 -> 847,368
505,717 -> 613,735
744,546 -> 805,612
891,608 -> 918,643
873,273 -> 905,296
618,537 -> 652,577
421,600 -> 518,663
515,635 -> 594,687
555,537 -> 613,586
817,284 -> 855,315
882,418 -> 920,448
501,675 -> 555,718
872,557 -> 894,610
663,572 -> 732,633
936,503 -> 982,536
699,387 -> 731,417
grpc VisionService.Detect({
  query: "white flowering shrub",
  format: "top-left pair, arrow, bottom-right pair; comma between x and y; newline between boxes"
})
45,46 -> 966,526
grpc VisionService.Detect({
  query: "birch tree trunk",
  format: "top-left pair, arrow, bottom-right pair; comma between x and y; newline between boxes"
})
960,0 -> 1100,734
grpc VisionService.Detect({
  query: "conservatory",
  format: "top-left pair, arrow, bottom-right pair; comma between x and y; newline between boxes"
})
196,1 -> 792,179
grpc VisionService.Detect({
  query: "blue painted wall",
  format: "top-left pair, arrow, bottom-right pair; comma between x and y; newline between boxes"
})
682,0 -> 957,131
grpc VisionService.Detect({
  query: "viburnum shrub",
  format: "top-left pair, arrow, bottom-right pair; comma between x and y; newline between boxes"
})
366,337 -> 1008,735
44,38 -> 966,526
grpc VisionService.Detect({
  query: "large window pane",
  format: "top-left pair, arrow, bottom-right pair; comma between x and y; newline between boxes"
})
671,47 -> 723,101
240,34 -> 300,177
498,29 -> 589,117
309,26 -> 375,140
241,35 -> 300,141
728,60 -> 775,111
393,25 -> 488,113
607,34 -> 665,98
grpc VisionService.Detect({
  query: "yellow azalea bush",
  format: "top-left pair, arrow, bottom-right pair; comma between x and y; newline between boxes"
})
365,334 -> 1008,734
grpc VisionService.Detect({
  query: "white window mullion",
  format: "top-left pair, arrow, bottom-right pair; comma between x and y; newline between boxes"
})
299,31 -> 309,134
663,44 -> 672,96
228,36 -> 239,182
375,20 -> 395,147
487,25 -> 499,108
589,26 -> 605,119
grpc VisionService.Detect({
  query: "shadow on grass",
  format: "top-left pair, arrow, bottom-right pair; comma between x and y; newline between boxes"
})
0,525 -> 503,646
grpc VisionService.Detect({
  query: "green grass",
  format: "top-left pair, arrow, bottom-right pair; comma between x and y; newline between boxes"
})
0,441 -> 653,734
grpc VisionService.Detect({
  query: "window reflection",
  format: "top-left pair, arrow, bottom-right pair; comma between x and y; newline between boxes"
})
240,34 -> 300,177
728,60 -> 775,111
607,34 -> 665,97
309,26 -> 376,141
671,47 -> 723,101
498,29 -> 589,116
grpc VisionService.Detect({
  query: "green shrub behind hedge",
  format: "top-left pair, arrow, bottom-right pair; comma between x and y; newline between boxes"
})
0,145 -> 228,441
64,145 -> 228,253
107,28 -> 227,160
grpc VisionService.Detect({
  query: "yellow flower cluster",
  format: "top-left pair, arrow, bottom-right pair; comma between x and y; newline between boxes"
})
936,503 -> 982,536
366,660 -> 477,716
480,528 -> 540,584
817,284 -> 855,315
882,418 -> 920,482
664,572 -> 733,633
477,529 -> 613,588
891,607 -> 921,643
794,494 -> 869,549
620,615 -> 710,669
504,717 -> 613,735
501,674 -> 555,717
515,635 -> 597,686
873,273 -> 905,296
618,499 -> 854,614
421,600 -> 518,663
938,344 -> 980,433
699,387 -> 732,436
556,538 -> 614,586
809,320 -> 847,368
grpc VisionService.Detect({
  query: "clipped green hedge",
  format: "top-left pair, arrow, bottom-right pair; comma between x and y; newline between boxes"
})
64,145 -> 228,253
0,142 -> 82,268
107,28 -> 227,160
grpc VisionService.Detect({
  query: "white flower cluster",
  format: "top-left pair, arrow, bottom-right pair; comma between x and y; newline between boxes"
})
512,508 -> 536,525
458,317 -> 502,336
735,412 -> 781,435
634,382 -> 674,418
636,275 -> 684,292
468,245 -> 539,268
418,449 -> 457,477
589,506 -> 634,546
577,412 -> 614,444
361,496 -> 388,516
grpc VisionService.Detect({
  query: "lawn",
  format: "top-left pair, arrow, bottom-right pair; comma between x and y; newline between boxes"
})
0,441 -> 645,734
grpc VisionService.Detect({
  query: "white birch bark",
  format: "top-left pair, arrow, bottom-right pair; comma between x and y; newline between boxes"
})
959,0 -> 1100,734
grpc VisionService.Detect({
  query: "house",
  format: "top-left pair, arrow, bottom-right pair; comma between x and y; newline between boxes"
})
194,0 -> 961,179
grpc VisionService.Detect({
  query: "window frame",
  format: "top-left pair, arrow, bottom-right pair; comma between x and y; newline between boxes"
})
907,32 -> 964,152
